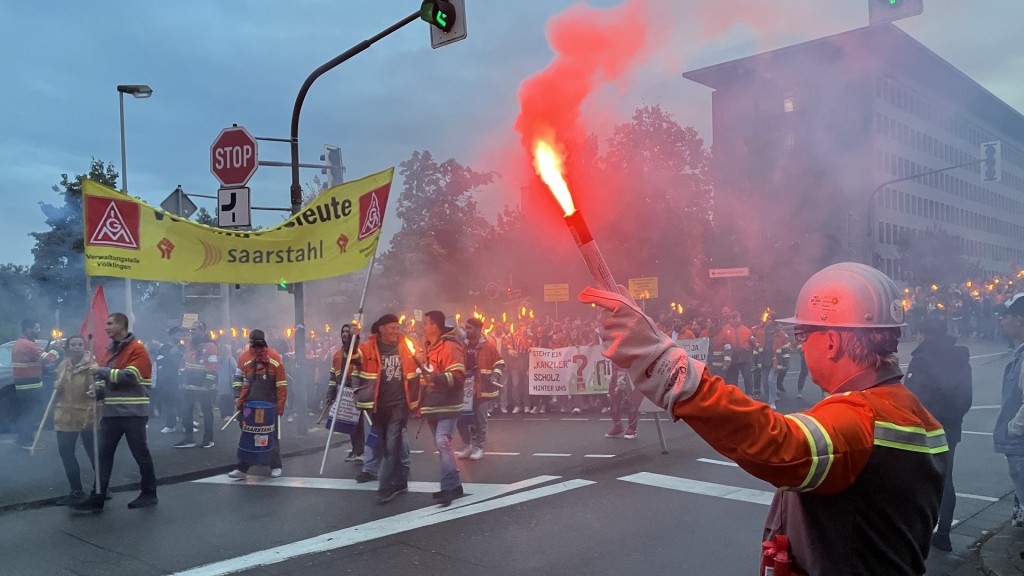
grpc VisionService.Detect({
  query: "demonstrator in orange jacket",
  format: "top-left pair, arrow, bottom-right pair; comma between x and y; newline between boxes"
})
581,263 -> 946,576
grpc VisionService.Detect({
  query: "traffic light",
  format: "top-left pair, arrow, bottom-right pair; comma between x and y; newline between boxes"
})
278,279 -> 294,294
319,145 -> 345,188
420,0 -> 456,32
981,141 -> 1002,183
868,0 -> 924,26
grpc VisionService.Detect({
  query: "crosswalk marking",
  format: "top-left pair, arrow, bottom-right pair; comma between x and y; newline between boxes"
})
963,431 -> 993,436
173,477 -> 594,576
957,492 -> 999,502
533,453 -> 572,457
583,454 -> 616,458
194,476 -> 521,498
697,457 -> 739,467
619,472 -> 774,506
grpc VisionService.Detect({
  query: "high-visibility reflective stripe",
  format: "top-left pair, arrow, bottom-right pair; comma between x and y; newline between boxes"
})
356,402 -> 374,409
15,382 -> 42,390
276,381 -> 288,387
481,391 -> 500,398
11,362 -> 35,368
420,404 -> 464,413
784,413 -> 835,492
269,359 -> 281,367
106,397 -> 150,404
874,422 -> 948,454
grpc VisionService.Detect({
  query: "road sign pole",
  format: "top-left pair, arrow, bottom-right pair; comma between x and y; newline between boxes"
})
287,11 -> 419,437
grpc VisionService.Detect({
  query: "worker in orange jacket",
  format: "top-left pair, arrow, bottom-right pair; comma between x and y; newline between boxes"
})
326,324 -> 365,463
456,317 -> 505,461
722,312 -> 757,397
228,329 -> 287,479
581,263 -> 946,575
175,321 -> 220,449
417,310 -> 466,507
12,318 -> 60,448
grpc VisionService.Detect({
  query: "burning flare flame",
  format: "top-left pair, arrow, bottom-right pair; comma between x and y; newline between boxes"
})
405,338 -> 416,355
533,140 -> 576,216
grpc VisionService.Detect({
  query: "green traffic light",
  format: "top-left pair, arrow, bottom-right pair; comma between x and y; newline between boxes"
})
420,0 -> 455,32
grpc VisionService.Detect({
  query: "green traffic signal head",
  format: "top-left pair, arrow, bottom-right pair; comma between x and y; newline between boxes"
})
278,279 -> 288,290
420,0 -> 456,32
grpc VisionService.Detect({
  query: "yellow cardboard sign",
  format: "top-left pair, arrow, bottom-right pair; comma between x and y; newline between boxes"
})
628,277 -> 659,300
543,283 -> 570,302
83,168 -> 393,284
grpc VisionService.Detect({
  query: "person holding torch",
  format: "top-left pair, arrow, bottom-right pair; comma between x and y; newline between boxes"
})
580,263 -> 946,575
417,310 -> 466,507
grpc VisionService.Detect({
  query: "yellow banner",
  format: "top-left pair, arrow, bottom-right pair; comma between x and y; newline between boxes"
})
83,168 -> 394,284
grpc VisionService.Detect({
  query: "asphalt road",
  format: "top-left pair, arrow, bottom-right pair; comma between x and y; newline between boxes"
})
0,339 -> 1014,576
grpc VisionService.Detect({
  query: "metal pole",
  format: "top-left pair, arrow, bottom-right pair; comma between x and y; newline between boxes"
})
118,91 -> 133,323
289,11 -> 418,437
320,250 -> 379,475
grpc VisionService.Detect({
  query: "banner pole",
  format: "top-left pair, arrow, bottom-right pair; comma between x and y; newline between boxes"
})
319,248 -> 379,475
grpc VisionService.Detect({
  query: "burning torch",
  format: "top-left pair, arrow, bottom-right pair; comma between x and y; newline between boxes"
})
534,140 -> 618,292
405,338 -> 430,373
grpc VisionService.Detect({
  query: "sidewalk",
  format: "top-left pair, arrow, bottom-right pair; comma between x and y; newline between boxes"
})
0,412 -> 351,512
975,493 -> 1024,576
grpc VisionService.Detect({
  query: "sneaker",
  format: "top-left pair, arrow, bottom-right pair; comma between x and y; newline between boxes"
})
355,472 -> 377,484
432,485 -> 463,499
528,406 -> 538,414
127,493 -> 158,509
200,441 -> 215,448
600,407 -> 611,414
193,421 -> 200,428
227,469 -> 247,480
437,485 -> 464,507
377,487 -> 406,504
56,490 -> 86,506
344,451 -> 358,462
797,393 -> 803,399
931,532 -> 952,552
538,407 -> 547,414
456,446 -> 474,459
511,406 -> 522,414
286,414 -> 294,423
70,493 -> 105,513
769,403 -> 777,411
571,407 -> 582,415
605,424 -> 624,438
469,448 -> 484,460
173,441 -> 197,449
160,427 -> 176,434
623,428 -> 638,440
354,454 -> 365,463
270,468 -> 283,478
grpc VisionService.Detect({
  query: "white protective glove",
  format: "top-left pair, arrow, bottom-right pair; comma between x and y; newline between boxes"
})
579,286 -> 705,412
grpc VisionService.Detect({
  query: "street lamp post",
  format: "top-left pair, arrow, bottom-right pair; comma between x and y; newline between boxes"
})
116,84 -> 152,323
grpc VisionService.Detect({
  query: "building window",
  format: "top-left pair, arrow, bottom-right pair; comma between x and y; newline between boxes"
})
783,91 -> 795,113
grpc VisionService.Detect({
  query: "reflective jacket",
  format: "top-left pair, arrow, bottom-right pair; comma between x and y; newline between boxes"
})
465,337 -> 505,399
752,324 -> 792,370
671,359 -> 946,576
12,336 -> 58,391
236,348 -> 287,415
97,334 -> 153,418
419,328 -> 466,418
182,339 -> 219,392
351,335 -> 420,411
328,342 -> 357,390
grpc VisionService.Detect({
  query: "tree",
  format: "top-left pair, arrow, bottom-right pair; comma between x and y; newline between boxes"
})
596,105 -> 713,300
375,151 -> 495,309
30,159 -> 119,323
897,227 -> 980,286
0,264 -> 48,341
194,207 -> 217,226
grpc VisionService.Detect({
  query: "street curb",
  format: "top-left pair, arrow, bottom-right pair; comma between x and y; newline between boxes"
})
0,436 -> 351,515
977,519 -> 1016,576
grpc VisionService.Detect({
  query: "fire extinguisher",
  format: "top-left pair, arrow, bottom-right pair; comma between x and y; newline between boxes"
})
760,535 -> 792,576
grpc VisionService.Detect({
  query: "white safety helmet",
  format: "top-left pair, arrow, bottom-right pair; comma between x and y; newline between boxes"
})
778,262 -> 906,328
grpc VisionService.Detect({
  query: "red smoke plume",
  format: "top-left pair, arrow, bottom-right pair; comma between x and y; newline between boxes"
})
514,0 -> 658,191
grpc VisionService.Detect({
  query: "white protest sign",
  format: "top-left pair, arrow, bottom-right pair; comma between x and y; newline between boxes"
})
528,345 -> 613,396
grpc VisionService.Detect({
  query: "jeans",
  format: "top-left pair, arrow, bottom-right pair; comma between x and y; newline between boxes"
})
507,367 -> 528,410
182,389 -> 214,443
608,376 -> 642,430
98,416 -> 156,496
458,399 -> 489,450
429,416 -> 461,491
765,369 -> 779,407
376,404 -> 410,492
1006,454 -> 1024,523
14,387 -> 44,446
725,361 -> 755,396
796,354 -> 810,393
57,430 -> 96,494
936,442 -> 958,534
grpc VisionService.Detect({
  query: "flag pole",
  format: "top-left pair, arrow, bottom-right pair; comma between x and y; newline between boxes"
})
319,249 -> 379,475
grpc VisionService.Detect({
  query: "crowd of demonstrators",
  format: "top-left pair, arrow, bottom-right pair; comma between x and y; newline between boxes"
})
901,274 -> 1023,341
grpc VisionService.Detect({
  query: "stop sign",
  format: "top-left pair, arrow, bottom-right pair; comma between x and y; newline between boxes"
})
210,126 -> 258,187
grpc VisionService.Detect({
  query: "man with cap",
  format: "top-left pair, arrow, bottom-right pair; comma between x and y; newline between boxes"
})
994,293 -> 1024,529
228,330 -> 288,479
350,314 -> 420,503
580,263 -> 946,574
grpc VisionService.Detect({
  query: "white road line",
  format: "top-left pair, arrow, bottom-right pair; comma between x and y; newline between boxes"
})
697,457 -> 739,467
963,430 -> 994,436
584,454 -> 616,458
533,453 -> 572,457
560,418 -> 590,421
524,418 -> 551,421
970,352 -> 1010,360
172,477 -> 593,576
194,476 -> 512,498
619,472 -> 774,506
970,405 -> 1000,410
956,492 -> 1000,502
410,450 -> 425,454
485,452 -> 522,456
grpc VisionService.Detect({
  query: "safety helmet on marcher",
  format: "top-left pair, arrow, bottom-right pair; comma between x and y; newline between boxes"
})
778,262 -> 906,328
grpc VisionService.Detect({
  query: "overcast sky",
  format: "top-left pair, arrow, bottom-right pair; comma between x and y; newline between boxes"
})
1,1 -> 1021,267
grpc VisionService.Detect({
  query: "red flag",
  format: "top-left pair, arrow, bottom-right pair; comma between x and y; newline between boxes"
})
80,285 -> 111,356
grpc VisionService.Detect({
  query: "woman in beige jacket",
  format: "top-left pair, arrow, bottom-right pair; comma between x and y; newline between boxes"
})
53,335 -> 99,504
